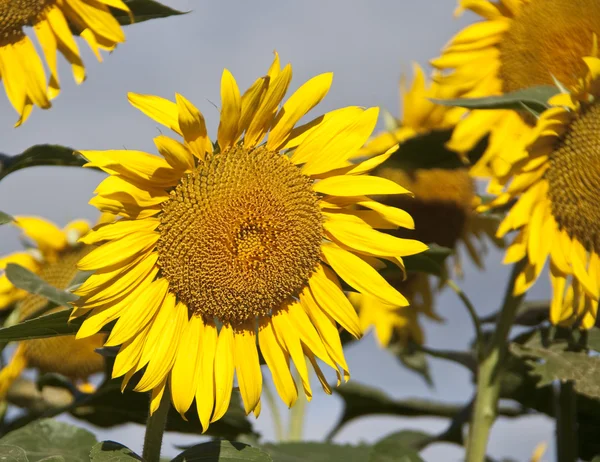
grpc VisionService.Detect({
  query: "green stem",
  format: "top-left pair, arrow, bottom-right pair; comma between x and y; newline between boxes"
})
263,380 -> 285,442
465,260 -> 526,462
556,381 -> 578,462
447,279 -> 483,359
142,391 -> 170,462
287,372 -> 306,441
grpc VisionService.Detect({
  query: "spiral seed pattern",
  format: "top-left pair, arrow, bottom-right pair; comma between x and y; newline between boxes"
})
157,146 -> 323,325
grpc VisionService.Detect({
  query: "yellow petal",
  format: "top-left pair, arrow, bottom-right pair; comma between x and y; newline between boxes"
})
80,149 -> 180,188
300,107 -> 379,176
267,72 -> 333,151
245,64 -> 292,147
154,135 -> 194,171
308,264 -> 361,338
238,77 -> 268,137
105,278 -> 168,346
170,314 -> 202,417
77,231 -> 158,270
15,216 -> 67,253
313,175 -> 411,196
321,242 -> 409,307
356,198 -> 415,229
128,93 -> 182,135
149,378 -> 167,415
176,93 -> 211,159
217,69 -> 242,151
285,107 -> 364,153
212,324 -> 235,422
324,215 -> 427,257
79,217 -> 160,245
135,295 -> 186,392
196,320 -> 217,432
233,322 -> 262,415
258,317 -> 297,408
299,287 -> 348,381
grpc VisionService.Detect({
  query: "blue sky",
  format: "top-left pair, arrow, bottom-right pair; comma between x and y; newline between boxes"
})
0,1 -> 554,460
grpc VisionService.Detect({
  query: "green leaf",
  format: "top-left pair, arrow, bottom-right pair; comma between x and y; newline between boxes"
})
71,379 -> 255,441
0,145 -> 86,181
0,418 -> 97,461
0,310 -> 81,342
481,300 -> 549,327
0,211 -> 13,225
402,245 -> 452,277
171,440 -> 271,462
89,442 -> 142,461
368,432 -> 426,462
263,443 -> 371,462
112,0 -> 187,25
510,343 -> 600,400
0,445 -> 28,462
5,264 -> 78,307
389,342 -> 433,385
379,128 -> 487,171
431,85 -> 559,114
372,431 -> 431,451
327,382 -> 473,441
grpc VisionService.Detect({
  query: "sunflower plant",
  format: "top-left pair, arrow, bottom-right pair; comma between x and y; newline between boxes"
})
2,2 -> 600,462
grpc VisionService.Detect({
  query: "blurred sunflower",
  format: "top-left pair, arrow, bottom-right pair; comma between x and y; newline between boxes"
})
352,65 -> 499,347
0,0 -> 130,126
432,0 -> 600,192
487,55 -> 600,328
72,53 -> 428,430
0,216 -> 109,397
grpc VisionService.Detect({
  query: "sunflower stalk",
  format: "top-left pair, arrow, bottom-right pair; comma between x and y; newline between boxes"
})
555,380 -> 578,462
465,260 -> 526,462
142,391 -> 170,462
287,371 -> 306,441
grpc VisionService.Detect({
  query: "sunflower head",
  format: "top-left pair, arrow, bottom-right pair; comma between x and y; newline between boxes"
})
0,0 -> 129,125
433,0 -> 600,187
488,55 -> 600,329
0,216 -> 106,399
73,53 -> 428,428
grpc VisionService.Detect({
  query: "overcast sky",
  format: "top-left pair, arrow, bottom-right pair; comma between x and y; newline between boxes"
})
0,1 -> 554,460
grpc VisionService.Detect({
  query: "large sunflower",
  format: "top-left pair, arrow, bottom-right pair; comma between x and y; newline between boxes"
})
0,0 -> 130,125
352,65 -> 498,347
432,0 -> 600,191
72,54 -> 428,429
487,55 -> 600,328
0,216 -> 108,397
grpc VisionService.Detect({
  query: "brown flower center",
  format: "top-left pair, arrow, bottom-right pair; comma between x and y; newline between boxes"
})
0,0 -> 51,39
546,102 -> 600,253
498,0 -> 600,93
376,167 -> 474,249
157,146 -> 323,326
17,245 -> 104,380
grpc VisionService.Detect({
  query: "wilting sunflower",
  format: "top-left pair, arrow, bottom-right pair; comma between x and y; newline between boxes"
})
72,54 -> 428,429
487,55 -> 600,328
0,0 -> 130,125
352,66 -> 499,347
0,216 -> 108,397
432,0 -> 600,191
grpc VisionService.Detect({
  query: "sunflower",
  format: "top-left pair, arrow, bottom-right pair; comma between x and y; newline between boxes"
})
360,63 -> 465,158
0,216 -> 108,397
0,0 -> 130,126
72,54 -> 428,429
352,66 -> 498,347
432,0 -> 600,192
486,55 -> 600,328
